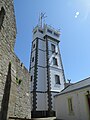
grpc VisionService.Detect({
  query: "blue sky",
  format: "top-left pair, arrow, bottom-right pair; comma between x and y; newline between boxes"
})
14,0 -> 90,83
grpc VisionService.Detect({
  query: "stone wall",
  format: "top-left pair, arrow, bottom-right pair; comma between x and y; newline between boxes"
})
0,0 -> 16,51
0,0 -> 31,119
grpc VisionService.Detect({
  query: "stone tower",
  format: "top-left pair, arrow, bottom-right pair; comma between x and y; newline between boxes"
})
0,0 -> 31,120
30,17 -> 66,117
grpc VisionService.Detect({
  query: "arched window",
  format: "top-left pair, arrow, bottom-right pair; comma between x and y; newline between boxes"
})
0,7 -> 5,30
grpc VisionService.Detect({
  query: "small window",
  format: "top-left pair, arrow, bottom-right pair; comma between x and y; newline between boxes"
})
31,76 -> 33,82
54,32 -> 59,37
20,63 -> 23,67
53,57 -> 58,65
34,30 -> 37,34
68,98 -> 73,114
0,7 -> 5,30
55,75 -> 60,84
33,44 -> 35,48
47,29 -> 52,34
38,29 -> 43,34
51,44 -> 55,53
32,57 -> 34,62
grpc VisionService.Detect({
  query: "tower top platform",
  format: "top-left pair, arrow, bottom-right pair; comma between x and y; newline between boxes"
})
33,24 -> 60,42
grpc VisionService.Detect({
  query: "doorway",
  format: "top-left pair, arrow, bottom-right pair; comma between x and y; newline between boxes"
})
86,94 -> 90,120
87,94 -> 90,111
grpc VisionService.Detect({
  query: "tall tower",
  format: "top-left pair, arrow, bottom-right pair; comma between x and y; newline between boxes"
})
30,19 -> 66,117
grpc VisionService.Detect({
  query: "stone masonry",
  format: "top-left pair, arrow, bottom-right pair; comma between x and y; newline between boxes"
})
0,0 -> 31,120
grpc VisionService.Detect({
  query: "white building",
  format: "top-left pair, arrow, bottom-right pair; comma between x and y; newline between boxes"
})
29,22 -> 65,117
55,77 -> 90,120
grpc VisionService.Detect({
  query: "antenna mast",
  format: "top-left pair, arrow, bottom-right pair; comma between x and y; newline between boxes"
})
38,12 -> 47,28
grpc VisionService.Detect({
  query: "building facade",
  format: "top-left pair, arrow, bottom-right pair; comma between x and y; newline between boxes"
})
55,77 -> 90,120
0,0 -> 31,119
30,24 -> 66,117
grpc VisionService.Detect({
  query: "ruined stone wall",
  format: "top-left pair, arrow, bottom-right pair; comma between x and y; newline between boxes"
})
0,0 -> 16,51
9,55 -> 31,119
0,50 -> 31,120
0,0 -> 31,119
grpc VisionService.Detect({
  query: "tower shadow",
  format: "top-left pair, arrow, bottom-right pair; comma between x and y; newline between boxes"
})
0,62 -> 12,120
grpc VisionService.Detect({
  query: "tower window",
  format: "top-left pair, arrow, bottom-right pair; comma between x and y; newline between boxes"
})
31,76 -> 33,82
34,30 -> 37,34
51,44 -> 55,53
32,57 -> 34,62
0,7 -> 5,30
33,44 -> 35,48
55,75 -> 60,84
47,29 -> 52,34
54,32 -> 59,37
38,29 -> 43,34
53,57 -> 58,65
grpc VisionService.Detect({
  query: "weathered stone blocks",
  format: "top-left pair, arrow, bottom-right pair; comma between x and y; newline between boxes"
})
0,0 -> 31,119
